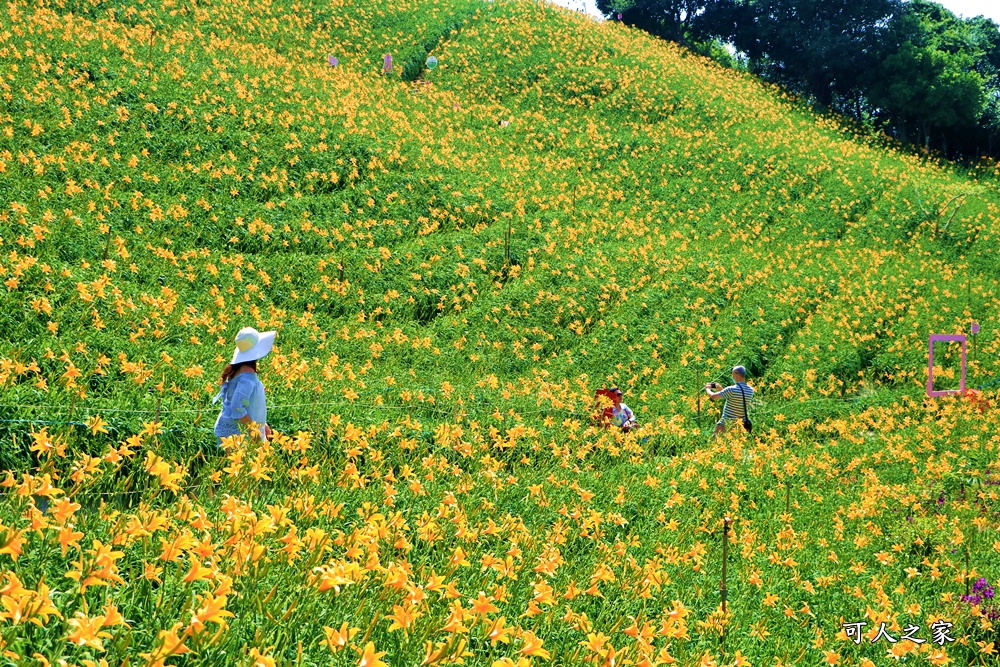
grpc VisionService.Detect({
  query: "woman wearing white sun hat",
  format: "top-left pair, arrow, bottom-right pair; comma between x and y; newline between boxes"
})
213,326 -> 276,445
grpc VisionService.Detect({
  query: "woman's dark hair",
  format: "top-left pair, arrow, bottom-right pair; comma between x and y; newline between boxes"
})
220,359 -> 257,385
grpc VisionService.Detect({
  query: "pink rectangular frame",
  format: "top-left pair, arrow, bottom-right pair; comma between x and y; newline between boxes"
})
927,334 -> 966,397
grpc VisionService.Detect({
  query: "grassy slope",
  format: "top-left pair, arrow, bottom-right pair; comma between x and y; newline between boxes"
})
2,0 -> 1000,431
1,0 -> 1000,665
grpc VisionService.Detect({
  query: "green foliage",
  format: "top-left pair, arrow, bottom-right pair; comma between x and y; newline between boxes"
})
868,1 -> 987,151
595,0 -> 709,43
631,0 -> 1000,159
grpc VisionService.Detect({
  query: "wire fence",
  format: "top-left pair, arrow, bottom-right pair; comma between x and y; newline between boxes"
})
0,385 -> 980,436
26,481 -> 216,501
0,366 -> 995,441
3,382 -> 996,508
0,396 -> 599,448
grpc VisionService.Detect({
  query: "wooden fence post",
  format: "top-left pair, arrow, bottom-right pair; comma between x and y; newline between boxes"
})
721,516 -> 731,614
147,28 -> 156,67
102,226 -> 113,262
965,541 -> 971,597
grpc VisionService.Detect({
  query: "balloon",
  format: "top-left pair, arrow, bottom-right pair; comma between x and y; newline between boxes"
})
327,55 -> 338,67
426,56 -> 438,70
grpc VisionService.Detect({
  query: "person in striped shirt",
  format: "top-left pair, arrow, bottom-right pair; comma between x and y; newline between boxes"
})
705,366 -> 754,440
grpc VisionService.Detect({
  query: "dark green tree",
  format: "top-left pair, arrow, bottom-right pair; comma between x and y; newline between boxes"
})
965,16 -> 1000,155
595,0 -> 711,44
714,0 -> 902,108
871,43 -> 983,150
612,0 -> 1000,159
870,1 -> 987,154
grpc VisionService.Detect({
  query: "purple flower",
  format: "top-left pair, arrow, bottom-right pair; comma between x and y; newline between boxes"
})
938,494 -> 946,506
962,593 -> 983,605
974,578 -> 988,593
985,586 -> 995,600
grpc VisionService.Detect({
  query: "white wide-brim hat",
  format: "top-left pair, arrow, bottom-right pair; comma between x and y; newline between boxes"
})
231,327 -> 276,364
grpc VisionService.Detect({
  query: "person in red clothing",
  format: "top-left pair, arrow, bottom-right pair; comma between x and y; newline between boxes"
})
594,387 -> 637,431
609,387 -> 637,431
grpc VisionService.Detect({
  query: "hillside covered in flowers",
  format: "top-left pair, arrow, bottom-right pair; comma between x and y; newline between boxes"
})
2,0 -> 1000,664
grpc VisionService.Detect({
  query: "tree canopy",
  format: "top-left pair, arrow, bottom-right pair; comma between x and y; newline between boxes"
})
601,0 -> 1000,160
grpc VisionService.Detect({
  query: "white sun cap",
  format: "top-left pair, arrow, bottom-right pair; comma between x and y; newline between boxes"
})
231,326 -> 276,365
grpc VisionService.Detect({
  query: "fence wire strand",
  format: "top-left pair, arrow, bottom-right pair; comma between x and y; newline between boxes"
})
0,382 -> 987,434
